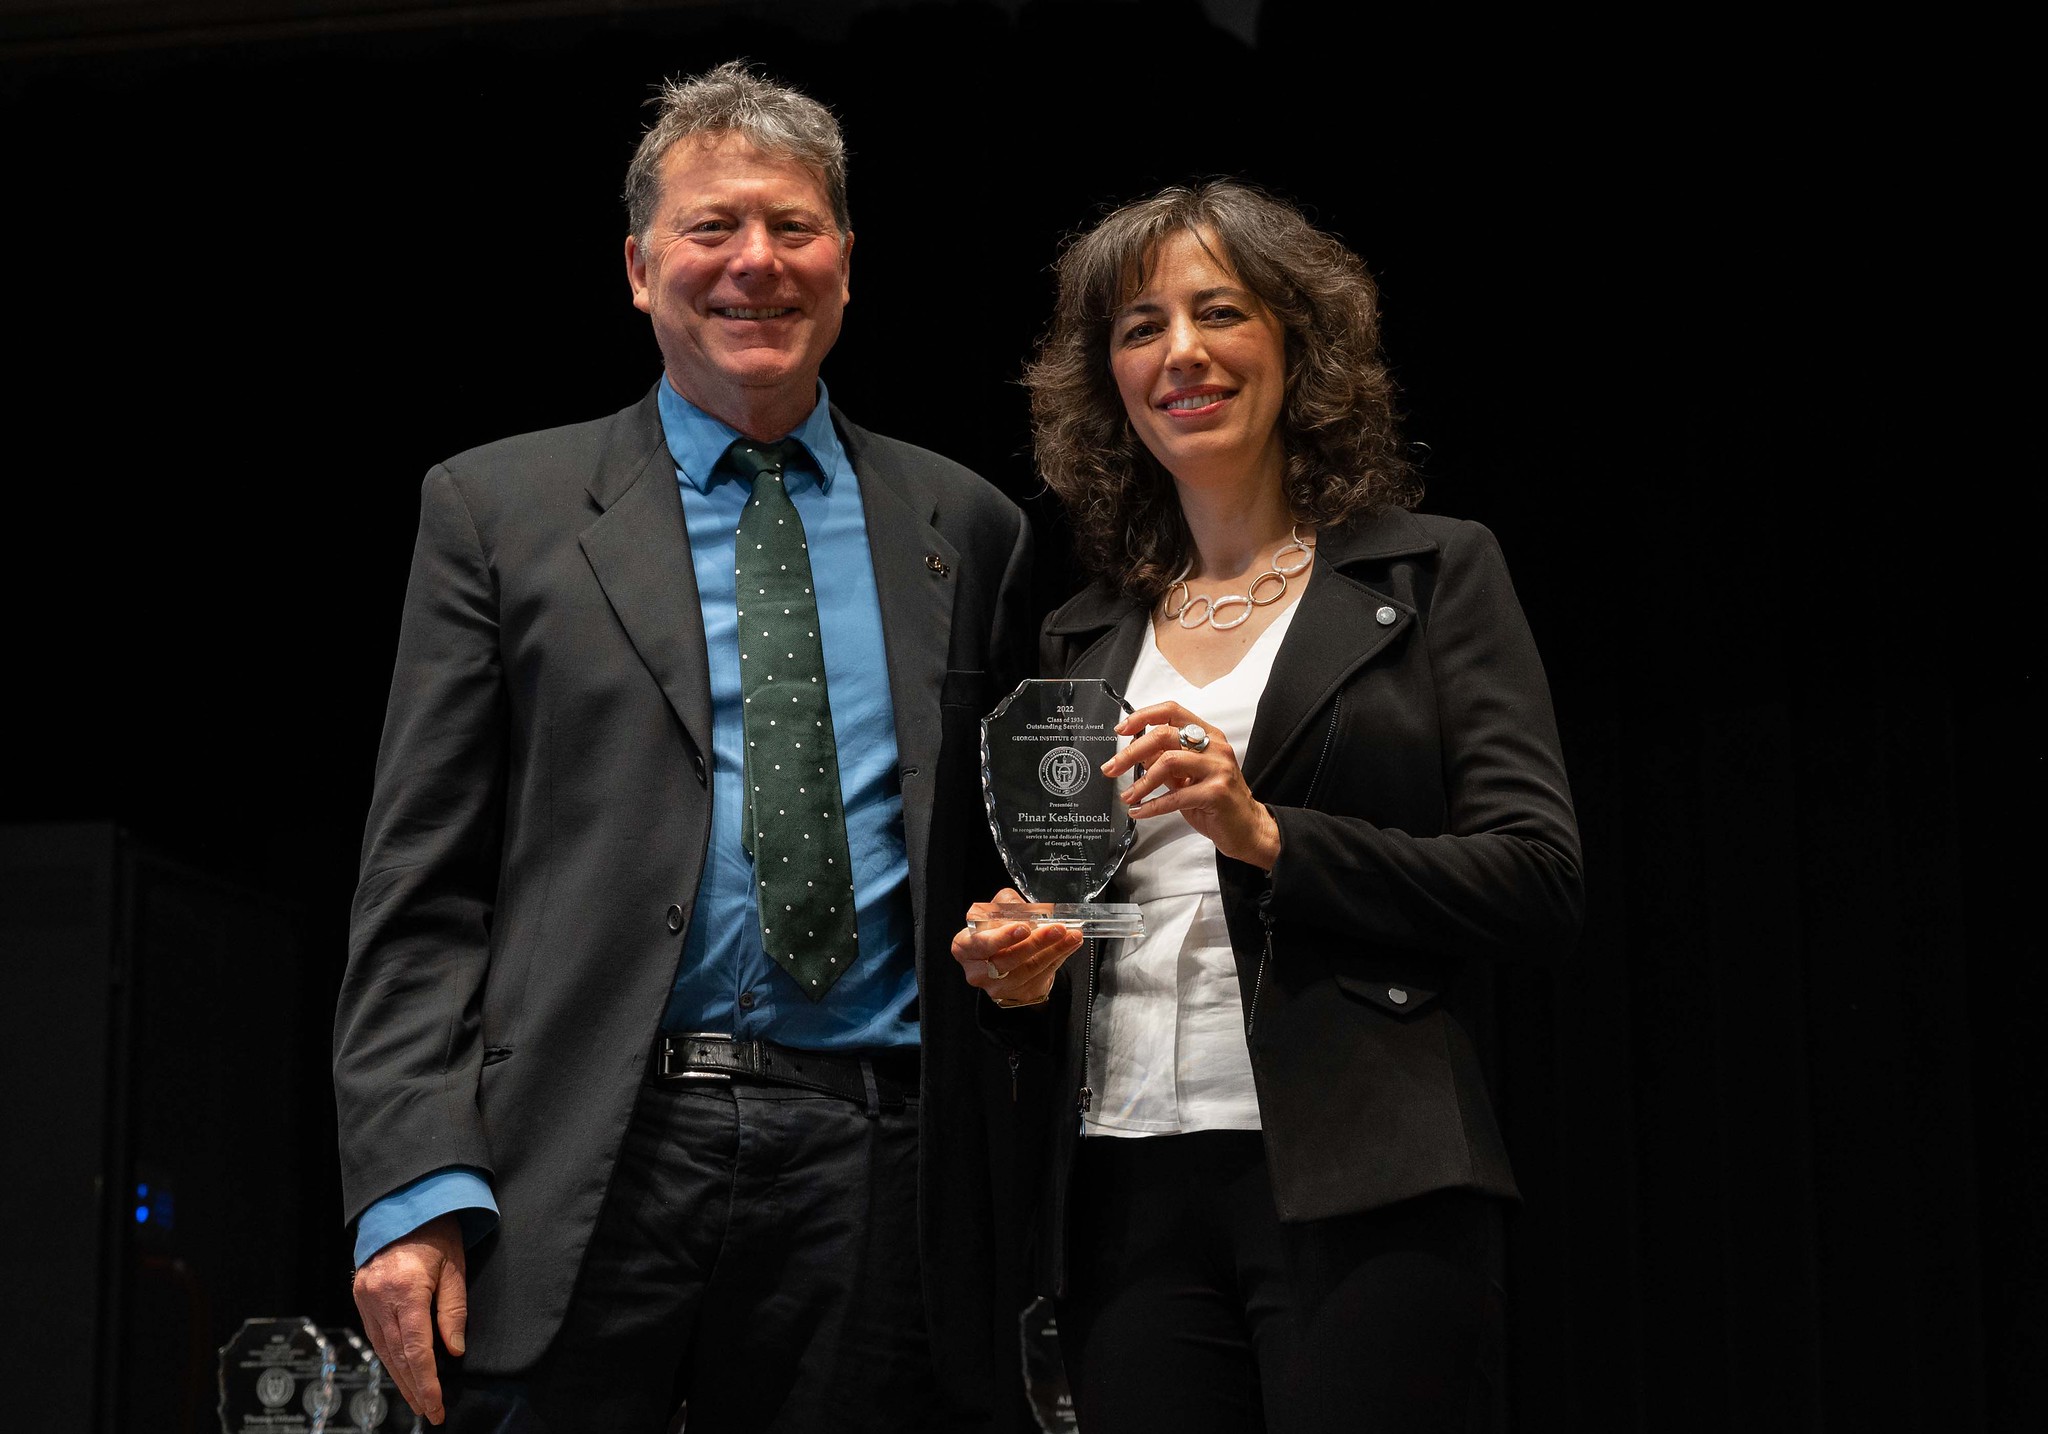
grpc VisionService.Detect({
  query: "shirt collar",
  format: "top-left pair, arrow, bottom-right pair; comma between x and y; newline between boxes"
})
658,378 -> 844,495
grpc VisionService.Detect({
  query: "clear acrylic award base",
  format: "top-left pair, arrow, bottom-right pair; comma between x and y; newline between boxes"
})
968,901 -> 1145,939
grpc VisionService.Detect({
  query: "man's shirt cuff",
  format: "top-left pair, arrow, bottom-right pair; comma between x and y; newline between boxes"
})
352,1167 -> 499,1267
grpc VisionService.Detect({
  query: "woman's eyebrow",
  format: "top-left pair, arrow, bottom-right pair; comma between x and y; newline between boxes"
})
1116,286 -> 1248,318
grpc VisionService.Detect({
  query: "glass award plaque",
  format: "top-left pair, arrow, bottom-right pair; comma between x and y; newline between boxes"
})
218,1316 -> 335,1432
1018,1296 -> 1079,1432
325,1328 -> 422,1433
973,678 -> 1143,938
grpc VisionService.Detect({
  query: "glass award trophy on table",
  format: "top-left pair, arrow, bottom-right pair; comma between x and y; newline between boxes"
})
218,1316 -> 335,1432
970,678 -> 1143,938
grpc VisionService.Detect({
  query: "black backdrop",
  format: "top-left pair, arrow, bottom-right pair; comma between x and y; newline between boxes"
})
3,1 -> 2034,1427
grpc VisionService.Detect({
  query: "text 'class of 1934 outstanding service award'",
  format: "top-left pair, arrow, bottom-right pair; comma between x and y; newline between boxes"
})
972,678 -> 1144,939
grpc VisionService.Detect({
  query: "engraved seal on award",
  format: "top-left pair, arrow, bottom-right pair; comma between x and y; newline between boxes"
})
218,1317 -> 335,1433
971,678 -> 1144,938
1038,746 -> 1091,797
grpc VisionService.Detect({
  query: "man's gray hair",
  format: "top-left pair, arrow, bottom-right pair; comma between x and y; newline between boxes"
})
623,60 -> 850,240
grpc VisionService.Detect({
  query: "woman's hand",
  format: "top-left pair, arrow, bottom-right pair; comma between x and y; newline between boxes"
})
1105,702 -> 1282,870
951,888 -> 1086,1007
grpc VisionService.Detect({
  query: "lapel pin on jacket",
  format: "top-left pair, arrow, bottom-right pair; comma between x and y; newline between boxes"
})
925,553 -> 951,576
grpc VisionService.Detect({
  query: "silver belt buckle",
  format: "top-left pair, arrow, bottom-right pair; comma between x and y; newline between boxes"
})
667,1031 -> 734,1081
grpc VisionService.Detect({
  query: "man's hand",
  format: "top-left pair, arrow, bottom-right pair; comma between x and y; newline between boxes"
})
352,1212 -> 467,1426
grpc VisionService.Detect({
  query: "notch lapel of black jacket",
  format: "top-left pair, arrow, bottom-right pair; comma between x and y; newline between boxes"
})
1045,584 -> 1149,695
577,384 -> 715,765
1239,508 -> 1440,790
833,407 -> 957,961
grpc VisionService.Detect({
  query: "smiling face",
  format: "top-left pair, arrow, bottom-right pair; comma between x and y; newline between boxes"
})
625,132 -> 852,436
1110,226 -> 1288,490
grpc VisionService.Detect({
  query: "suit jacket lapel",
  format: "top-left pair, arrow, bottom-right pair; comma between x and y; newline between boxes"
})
577,385 -> 715,763
1043,508 -> 1441,791
1239,508 -> 1438,787
1052,594 -> 1150,697
833,408 -> 957,951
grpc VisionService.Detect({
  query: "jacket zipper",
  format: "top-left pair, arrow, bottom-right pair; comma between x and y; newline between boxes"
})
1246,904 -> 1276,1038
1246,693 -> 1342,1037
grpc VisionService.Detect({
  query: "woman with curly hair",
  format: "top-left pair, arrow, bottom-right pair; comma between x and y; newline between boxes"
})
953,181 -> 1582,1432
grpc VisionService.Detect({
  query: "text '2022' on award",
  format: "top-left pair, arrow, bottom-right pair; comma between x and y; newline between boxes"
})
972,678 -> 1143,938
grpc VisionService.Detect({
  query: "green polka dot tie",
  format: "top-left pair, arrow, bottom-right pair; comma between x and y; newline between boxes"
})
726,437 -> 858,1001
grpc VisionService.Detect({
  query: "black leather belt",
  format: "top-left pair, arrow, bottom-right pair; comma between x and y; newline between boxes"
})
652,1033 -> 919,1109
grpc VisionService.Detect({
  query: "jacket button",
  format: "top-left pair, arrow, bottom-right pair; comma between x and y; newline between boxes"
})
1387,986 -> 1409,1004
692,754 -> 707,784
666,904 -> 684,932
1375,606 -> 1398,626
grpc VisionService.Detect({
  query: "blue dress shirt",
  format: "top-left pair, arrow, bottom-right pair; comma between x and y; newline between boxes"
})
658,380 -> 916,1047
353,380 -> 914,1267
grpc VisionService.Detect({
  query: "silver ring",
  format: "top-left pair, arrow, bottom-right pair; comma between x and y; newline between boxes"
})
1178,723 -> 1210,753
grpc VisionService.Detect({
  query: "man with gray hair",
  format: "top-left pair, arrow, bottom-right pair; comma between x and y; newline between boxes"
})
336,60 -> 1066,1431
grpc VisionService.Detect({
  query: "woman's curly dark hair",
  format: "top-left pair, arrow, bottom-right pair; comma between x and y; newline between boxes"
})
1025,180 -> 1420,602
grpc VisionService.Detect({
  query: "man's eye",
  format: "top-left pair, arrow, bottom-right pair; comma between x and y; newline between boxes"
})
690,220 -> 732,234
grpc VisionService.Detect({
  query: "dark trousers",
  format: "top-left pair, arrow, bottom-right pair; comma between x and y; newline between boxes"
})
1057,1131 -> 1503,1434
445,1075 -> 928,1434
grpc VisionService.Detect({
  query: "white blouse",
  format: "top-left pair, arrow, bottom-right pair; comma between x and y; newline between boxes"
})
1083,598 -> 1300,1138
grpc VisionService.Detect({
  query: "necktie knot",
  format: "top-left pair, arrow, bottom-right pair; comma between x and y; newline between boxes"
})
719,437 -> 808,488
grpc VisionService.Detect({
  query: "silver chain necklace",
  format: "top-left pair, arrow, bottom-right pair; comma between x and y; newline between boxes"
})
1162,524 -> 1317,632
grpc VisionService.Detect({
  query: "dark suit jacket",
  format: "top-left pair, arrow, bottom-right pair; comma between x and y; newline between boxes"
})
1034,508 -> 1582,1293
334,385 -> 1034,1416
